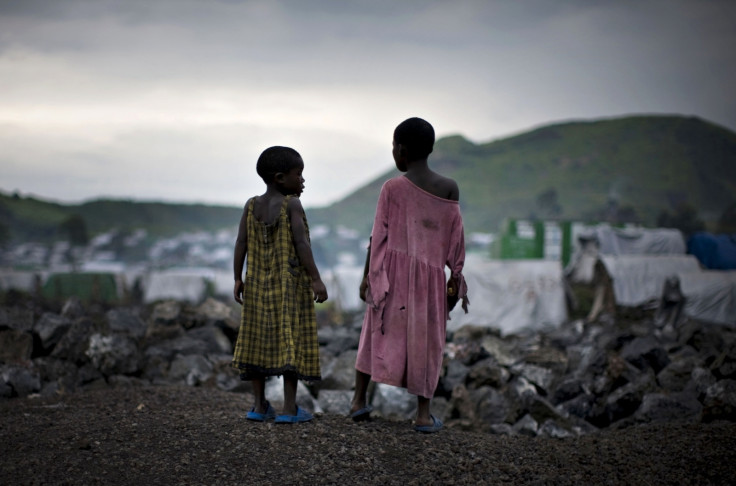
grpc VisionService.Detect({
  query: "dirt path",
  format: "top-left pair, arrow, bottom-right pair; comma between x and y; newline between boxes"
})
2,386 -> 735,485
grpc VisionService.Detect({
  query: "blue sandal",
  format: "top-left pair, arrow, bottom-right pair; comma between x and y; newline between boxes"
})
349,405 -> 373,422
274,406 -> 313,424
414,415 -> 443,433
246,401 -> 276,422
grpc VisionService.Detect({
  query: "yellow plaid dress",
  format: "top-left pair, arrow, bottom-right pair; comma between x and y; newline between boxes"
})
231,196 -> 321,382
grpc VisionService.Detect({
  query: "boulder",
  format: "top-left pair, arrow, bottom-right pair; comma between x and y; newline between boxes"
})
512,414 -> 538,437
539,419 -> 575,438
186,326 -> 232,355
194,298 -> 238,328
471,386 -> 509,424
466,357 -> 509,389
450,384 -> 478,423
479,333 -> 519,367
710,342 -> 736,380
701,379 -> 736,422
621,336 -> 670,373
603,372 -> 657,425
634,391 -> 702,423
523,393 -> 570,425
372,383 -> 416,420
107,308 -> 148,340
33,357 -> 80,394
441,359 -> 470,393
511,363 -> 556,394
51,317 -> 94,363
318,325 -> 360,356
524,346 -> 569,375
557,392 -> 596,420
688,366 -> 717,398
151,300 -> 182,324
61,297 -> 85,319
316,389 -> 352,415
319,349 -> 358,390
33,313 -> 72,352
657,356 -> 699,392
0,306 -> 34,332
1,364 -> 41,397
144,335 -> 213,361
0,329 -> 34,363
86,333 -> 141,376
488,423 -> 514,435
169,354 -> 214,386
552,377 -> 586,405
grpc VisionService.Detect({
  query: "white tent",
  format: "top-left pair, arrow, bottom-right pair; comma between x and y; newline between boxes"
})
678,270 -> 736,326
324,265 -> 365,312
0,271 -> 39,293
600,254 -> 702,307
448,255 -> 568,335
566,224 -> 686,284
142,269 -> 210,303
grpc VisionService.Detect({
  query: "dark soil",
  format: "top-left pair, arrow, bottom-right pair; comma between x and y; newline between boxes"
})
2,385 -> 735,485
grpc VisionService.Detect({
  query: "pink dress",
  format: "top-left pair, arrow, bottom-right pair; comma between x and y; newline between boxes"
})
355,176 -> 468,398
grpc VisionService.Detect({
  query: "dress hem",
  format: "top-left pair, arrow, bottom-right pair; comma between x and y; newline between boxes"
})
232,363 -> 321,383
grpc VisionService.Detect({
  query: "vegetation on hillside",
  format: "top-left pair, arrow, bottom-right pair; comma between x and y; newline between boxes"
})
2,115 -> 734,244
309,115 -> 736,235
0,192 -> 243,244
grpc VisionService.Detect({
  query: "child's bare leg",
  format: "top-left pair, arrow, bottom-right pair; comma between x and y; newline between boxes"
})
282,372 -> 298,416
415,395 -> 433,426
350,370 -> 371,414
252,376 -> 267,413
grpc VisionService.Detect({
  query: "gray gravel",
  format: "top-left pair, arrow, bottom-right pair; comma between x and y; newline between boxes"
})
2,385 -> 735,485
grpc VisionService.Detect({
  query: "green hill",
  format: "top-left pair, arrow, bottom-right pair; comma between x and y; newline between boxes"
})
308,115 -> 736,235
0,194 -> 243,244
1,114 -> 734,245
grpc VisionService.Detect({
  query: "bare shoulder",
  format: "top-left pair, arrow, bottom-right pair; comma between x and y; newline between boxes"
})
436,174 -> 460,201
286,196 -> 305,214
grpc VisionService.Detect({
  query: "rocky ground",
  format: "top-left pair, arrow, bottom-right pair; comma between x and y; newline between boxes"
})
2,385 -> 735,485
3,291 -> 736,484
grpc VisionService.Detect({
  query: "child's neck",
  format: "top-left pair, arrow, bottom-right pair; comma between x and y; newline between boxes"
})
404,158 -> 431,175
262,184 -> 288,199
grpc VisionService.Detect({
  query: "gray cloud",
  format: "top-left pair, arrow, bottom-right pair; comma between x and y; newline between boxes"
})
1,0 -> 735,207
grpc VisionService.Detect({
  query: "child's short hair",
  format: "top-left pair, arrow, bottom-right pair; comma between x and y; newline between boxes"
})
394,117 -> 435,159
256,146 -> 302,183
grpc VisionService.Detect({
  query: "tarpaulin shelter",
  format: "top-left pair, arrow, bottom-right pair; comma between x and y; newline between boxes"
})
687,232 -> 736,270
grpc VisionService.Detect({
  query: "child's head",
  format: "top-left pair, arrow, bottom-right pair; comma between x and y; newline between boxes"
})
393,117 -> 435,160
256,146 -> 303,184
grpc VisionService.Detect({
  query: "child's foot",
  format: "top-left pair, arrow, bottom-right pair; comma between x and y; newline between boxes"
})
274,406 -> 313,424
349,405 -> 373,422
246,401 -> 276,422
414,415 -> 443,433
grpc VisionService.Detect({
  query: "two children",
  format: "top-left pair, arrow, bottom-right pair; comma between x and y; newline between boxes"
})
233,118 -> 467,432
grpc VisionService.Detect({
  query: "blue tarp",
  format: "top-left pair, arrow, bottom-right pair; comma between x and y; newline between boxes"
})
687,232 -> 736,270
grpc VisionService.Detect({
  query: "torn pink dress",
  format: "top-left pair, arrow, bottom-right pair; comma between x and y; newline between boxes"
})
355,176 -> 468,399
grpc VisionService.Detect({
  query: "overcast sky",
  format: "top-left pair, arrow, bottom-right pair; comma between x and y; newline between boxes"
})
1,0 -> 735,208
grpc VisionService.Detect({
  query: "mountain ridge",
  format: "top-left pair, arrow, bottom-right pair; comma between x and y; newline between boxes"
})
2,114 -> 734,244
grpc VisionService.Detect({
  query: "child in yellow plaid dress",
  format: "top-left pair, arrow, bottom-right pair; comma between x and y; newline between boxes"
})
232,146 -> 327,424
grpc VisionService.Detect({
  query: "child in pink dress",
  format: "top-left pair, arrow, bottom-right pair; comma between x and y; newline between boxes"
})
350,117 -> 469,433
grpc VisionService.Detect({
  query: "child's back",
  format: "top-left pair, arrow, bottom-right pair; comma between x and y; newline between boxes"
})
352,118 -> 468,433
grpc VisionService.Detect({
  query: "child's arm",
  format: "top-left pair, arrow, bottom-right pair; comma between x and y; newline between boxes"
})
359,237 -> 371,302
287,197 -> 328,303
233,199 -> 251,305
